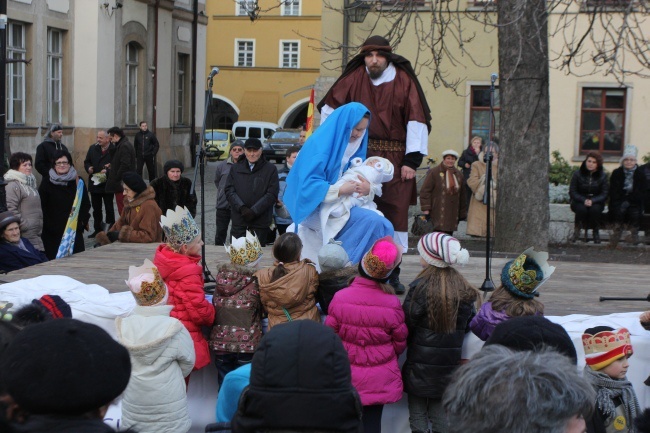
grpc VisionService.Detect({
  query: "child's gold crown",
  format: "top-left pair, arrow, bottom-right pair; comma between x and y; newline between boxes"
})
225,231 -> 263,266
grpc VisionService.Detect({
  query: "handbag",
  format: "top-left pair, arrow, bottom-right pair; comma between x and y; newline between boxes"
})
411,214 -> 434,237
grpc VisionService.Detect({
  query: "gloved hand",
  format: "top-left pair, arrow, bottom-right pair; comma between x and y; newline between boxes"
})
240,206 -> 256,222
107,231 -> 120,243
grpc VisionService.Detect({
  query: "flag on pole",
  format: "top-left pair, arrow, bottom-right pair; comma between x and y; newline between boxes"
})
305,88 -> 315,139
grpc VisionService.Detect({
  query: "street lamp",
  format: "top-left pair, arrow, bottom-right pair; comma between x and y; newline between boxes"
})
345,0 -> 371,23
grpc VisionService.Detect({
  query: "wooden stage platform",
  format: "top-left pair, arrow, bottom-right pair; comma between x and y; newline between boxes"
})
1,242 -> 648,316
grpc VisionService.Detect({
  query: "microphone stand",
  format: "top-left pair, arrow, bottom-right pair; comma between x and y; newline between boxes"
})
480,73 -> 498,295
191,72 -> 217,292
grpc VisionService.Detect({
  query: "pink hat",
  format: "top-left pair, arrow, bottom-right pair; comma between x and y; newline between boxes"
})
359,236 -> 402,281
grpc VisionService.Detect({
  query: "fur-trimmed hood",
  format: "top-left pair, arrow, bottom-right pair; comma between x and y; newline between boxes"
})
123,185 -> 156,210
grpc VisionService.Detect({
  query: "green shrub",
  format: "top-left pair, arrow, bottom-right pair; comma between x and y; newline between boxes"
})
642,152 -> 650,164
549,150 -> 578,186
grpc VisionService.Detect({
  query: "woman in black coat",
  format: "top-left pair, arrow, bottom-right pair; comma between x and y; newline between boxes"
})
609,147 -> 646,245
458,136 -> 482,207
39,150 -> 91,260
569,152 -> 608,243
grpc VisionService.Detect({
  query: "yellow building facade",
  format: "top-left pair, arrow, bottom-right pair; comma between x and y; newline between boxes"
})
205,0 -> 321,129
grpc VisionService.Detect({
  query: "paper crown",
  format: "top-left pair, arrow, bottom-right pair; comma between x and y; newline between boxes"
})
582,327 -> 633,370
501,247 -> 555,299
125,259 -> 168,306
160,206 -> 200,250
225,231 -> 263,266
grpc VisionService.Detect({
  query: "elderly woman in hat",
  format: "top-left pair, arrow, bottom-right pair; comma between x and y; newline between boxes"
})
150,159 -> 197,218
96,171 -> 162,245
419,149 -> 468,236
0,211 -> 48,273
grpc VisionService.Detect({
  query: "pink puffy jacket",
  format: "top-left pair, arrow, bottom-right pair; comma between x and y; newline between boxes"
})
325,276 -> 408,406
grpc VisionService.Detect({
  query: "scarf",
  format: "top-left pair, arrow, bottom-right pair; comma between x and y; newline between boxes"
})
584,366 -> 640,432
623,166 -> 636,194
443,165 -> 459,194
48,166 -> 78,186
56,178 -> 85,259
4,169 -> 38,191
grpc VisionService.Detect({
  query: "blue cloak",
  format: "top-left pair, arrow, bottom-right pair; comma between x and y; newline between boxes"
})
284,102 -> 370,225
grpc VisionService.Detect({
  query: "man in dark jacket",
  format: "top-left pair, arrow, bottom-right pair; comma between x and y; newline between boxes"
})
83,130 -> 115,237
105,126 -> 136,216
35,124 -> 68,178
225,138 -> 279,246
134,121 -> 160,181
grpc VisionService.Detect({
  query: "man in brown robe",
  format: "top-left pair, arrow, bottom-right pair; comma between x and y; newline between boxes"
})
318,35 -> 432,293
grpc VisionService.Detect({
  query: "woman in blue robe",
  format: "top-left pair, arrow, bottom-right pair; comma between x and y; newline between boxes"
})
284,102 -> 394,265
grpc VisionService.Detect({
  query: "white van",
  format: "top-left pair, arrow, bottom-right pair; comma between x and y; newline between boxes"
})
232,121 -> 280,145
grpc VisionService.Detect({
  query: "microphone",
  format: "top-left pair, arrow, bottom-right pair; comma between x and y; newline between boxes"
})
490,73 -> 498,83
208,67 -> 220,79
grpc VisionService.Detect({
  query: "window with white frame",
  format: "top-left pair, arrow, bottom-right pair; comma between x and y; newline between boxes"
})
282,0 -> 300,15
7,22 -> 26,124
236,0 -> 257,16
47,28 -> 63,124
126,43 -> 139,126
280,41 -> 299,68
236,40 -> 254,67
177,54 -> 189,125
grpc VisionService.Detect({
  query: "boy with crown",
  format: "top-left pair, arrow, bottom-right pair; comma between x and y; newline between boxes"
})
116,258 -> 195,433
209,230 -> 264,387
154,205 -> 215,375
583,326 -> 640,433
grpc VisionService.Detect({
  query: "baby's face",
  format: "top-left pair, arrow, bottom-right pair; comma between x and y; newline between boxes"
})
365,160 -> 376,167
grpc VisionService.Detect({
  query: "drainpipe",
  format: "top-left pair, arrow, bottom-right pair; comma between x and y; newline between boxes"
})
190,0 -> 198,165
152,0 -> 159,133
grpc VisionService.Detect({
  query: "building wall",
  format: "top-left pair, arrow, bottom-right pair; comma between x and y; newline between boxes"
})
6,0 -> 207,178
206,0 -> 321,127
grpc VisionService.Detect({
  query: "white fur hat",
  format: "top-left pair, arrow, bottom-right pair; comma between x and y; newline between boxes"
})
442,149 -> 459,159
417,232 -> 469,268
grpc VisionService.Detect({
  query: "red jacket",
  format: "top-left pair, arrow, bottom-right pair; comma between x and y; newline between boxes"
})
154,244 -> 215,370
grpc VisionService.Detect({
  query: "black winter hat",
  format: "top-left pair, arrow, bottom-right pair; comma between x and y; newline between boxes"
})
485,316 -> 578,365
232,320 -> 363,433
122,171 -> 147,195
0,318 -> 131,415
163,159 -> 184,175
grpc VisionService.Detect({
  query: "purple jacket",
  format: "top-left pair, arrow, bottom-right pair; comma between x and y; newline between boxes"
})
325,276 -> 408,406
469,302 -> 510,341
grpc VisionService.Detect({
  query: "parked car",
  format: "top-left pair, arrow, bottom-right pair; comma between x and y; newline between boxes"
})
264,129 -> 301,163
205,129 -> 234,161
232,121 -> 279,148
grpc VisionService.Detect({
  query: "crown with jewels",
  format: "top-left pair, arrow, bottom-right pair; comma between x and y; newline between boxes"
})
225,231 -> 263,267
501,247 -> 555,299
160,205 -> 200,251
125,259 -> 168,306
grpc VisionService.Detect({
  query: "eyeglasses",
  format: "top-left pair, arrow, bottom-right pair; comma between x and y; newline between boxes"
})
231,148 -> 244,152
55,162 -> 70,166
